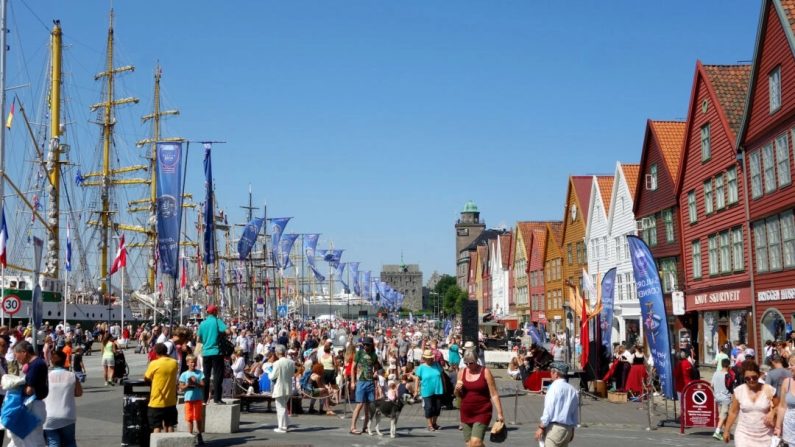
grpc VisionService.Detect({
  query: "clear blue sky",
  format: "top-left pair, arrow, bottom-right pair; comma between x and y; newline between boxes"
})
7,1 -> 760,284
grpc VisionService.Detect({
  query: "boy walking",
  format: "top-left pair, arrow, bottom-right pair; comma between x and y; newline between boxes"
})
179,355 -> 206,445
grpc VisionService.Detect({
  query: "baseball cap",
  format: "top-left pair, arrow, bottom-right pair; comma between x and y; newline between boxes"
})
207,304 -> 218,314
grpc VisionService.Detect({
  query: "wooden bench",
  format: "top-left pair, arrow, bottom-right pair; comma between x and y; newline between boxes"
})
232,393 -> 274,412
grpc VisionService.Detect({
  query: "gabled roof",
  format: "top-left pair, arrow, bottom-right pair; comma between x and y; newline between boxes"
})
622,163 -> 641,201
543,221 -> 565,261
499,233 -> 512,269
516,221 -> 557,261
597,176 -> 614,214
572,176 -> 593,224
738,0 -> 795,146
462,229 -> 506,253
702,64 -> 752,137
649,121 -> 688,184
676,62 -> 751,196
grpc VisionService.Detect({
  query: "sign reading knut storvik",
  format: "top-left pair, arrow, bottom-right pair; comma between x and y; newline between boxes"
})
680,380 -> 716,434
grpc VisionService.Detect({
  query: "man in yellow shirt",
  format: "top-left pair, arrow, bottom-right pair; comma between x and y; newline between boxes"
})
144,343 -> 179,433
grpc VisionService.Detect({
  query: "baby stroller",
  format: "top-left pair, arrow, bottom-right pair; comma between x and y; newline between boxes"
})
113,351 -> 130,384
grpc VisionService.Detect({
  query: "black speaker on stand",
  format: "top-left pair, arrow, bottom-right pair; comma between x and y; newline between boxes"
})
462,300 -> 479,344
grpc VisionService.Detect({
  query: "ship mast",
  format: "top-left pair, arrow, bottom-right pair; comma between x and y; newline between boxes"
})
45,21 -> 62,278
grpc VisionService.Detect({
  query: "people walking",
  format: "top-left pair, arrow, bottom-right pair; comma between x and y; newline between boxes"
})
535,361 -> 579,447
350,337 -> 381,435
144,343 -> 179,433
101,333 -> 118,386
711,358 -> 733,440
454,349 -> 504,447
197,305 -> 229,404
723,360 -> 776,445
178,354 -> 206,445
269,344 -> 295,433
43,349 -> 83,447
774,354 -> 795,444
11,340 -> 49,447
414,349 -> 445,431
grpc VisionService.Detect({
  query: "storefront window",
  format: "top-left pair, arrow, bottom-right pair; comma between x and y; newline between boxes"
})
703,312 -> 719,365
730,310 -> 748,345
760,309 -> 785,342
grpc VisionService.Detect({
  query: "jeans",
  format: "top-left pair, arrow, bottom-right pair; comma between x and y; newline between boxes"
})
202,355 -> 225,403
44,423 -> 77,447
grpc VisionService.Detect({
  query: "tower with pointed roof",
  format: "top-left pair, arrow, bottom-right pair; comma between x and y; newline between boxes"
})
456,201 -> 486,288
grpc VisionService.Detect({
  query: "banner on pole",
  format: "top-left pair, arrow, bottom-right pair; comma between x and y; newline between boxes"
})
599,268 -> 617,351
203,143 -> 216,264
156,142 -> 184,278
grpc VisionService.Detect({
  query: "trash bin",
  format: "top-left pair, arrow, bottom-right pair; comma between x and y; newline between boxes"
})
122,379 -> 150,447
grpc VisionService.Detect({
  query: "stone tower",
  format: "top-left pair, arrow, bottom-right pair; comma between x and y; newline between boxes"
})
455,201 -> 485,289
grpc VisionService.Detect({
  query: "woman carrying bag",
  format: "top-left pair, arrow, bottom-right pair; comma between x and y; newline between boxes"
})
454,350 -> 505,447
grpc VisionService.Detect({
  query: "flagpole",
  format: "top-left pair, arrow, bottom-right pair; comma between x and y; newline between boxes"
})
63,264 -> 68,327
121,264 -> 125,335
1,265 -> 4,326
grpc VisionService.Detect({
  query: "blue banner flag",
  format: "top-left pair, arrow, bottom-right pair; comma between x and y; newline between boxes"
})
65,217 -> 72,272
304,234 -> 320,267
335,262 -> 346,279
238,217 -> 264,260
269,217 -> 291,261
353,271 -> 362,296
156,142 -> 184,278
528,324 -> 542,345
278,233 -> 299,269
363,272 -> 372,301
220,261 -> 227,290
323,249 -> 344,268
627,235 -> 674,400
348,262 -> 359,284
203,143 -> 216,264
599,268 -> 617,351
310,266 -> 326,282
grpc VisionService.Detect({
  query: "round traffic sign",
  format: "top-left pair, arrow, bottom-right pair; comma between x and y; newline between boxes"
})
2,295 -> 21,315
692,390 -> 707,405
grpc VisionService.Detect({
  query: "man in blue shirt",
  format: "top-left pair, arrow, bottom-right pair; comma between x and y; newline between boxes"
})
535,361 -> 579,447
197,305 -> 229,404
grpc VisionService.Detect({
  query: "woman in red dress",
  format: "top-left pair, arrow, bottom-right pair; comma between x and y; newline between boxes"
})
454,350 -> 505,447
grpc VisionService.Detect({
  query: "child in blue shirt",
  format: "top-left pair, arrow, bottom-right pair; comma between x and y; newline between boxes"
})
178,355 -> 206,445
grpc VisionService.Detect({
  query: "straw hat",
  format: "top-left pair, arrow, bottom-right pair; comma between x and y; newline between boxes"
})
422,349 -> 434,360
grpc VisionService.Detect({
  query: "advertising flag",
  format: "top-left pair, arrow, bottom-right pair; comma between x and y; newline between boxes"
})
155,142 -> 184,278
65,217 -> 72,272
203,143 -> 216,264
278,233 -> 299,269
304,234 -> 320,267
627,235 -> 674,399
238,217 -> 264,260
363,271 -> 372,301
599,268 -> 617,351
348,262 -> 360,293
353,271 -> 362,296
110,234 -> 127,275
269,217 -> 291,261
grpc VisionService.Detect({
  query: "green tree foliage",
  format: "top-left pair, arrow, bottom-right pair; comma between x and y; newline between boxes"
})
443,284 -> 468,317
434,274 -> 457,297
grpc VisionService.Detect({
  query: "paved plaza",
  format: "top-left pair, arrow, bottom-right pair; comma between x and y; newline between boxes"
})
69,346 -> 729,447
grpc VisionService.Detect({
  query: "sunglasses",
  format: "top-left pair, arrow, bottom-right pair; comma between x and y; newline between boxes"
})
745,376 -> 760,382
466,362 -> 477,366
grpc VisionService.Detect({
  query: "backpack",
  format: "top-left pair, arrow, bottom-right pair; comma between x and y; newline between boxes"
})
731,365 -> 743,389
724,369 -> 736,393
689,363 -> 701,380
300,369 -> 313,393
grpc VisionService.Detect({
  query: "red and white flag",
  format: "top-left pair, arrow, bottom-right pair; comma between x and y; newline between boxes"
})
110,234 -> 127,275
0,206 -> 8,268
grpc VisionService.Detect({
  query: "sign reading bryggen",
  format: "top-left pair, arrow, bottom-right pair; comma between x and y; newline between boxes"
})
757,288 -> 795,302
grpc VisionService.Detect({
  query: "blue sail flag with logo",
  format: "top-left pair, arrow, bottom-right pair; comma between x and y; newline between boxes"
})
363,272 -> 372,301
335,262 -> 346,279
268,217 -> 291,259
203,143 -> 216,264
155,142 -> 184,277
304,234 -> 320,266
600,268 -> 617,350
627,235 -> 674,399
444,319 -> 452,337
309,266 -> 325,282
353,271 -> 362,296
278,233 -> 299,269
348,262 -> 359,289
238,217 -> 264,260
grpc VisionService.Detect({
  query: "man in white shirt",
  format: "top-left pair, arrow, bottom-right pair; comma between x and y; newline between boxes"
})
535,362 -> 579,447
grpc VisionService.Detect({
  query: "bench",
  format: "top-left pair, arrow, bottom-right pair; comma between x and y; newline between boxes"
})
233,393 -> 274,412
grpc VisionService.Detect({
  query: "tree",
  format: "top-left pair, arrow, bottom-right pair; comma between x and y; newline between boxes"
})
443,284 -> 468,317
434,274 -> 457,298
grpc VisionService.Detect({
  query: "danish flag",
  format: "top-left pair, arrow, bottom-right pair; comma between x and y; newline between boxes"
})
110,234 -> 127,275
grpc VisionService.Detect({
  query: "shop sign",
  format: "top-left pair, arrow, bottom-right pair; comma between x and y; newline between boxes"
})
680,380 -> 715,434
672,291 -> 685,316
757,287 -> 795,302
686,287 -> 750,310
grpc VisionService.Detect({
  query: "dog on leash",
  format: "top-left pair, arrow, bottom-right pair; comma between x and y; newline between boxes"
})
366,398 -> 405,438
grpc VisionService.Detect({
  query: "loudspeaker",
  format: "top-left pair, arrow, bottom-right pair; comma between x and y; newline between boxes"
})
461,300 -> 479,343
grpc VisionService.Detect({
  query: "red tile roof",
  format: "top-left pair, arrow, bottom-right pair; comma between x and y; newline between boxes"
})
702,64 -> 751,138
571,176 -> 593,223
516,221 -> 555,259
780,1 -> 795,38
499,233 -> 512,269
621,164 -> 641,201
596,176 -> 614,214
649,121 -> 687,184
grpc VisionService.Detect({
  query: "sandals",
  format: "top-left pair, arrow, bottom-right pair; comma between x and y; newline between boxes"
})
349,429 -> 362,435
427,426 -> 437,432
326,411 -> 336,416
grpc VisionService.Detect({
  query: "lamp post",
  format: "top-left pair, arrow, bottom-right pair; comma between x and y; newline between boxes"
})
562,302 -> 573,371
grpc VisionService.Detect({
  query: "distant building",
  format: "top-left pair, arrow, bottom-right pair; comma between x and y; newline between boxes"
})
381,264 -> 423,311
456,201 -> 486,289
426,271 -> 442,291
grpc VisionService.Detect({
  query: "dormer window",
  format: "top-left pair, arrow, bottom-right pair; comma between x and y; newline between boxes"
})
770,66 -> 782,113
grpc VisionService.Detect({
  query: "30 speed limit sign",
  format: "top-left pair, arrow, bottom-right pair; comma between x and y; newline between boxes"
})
2,295 -> 21,315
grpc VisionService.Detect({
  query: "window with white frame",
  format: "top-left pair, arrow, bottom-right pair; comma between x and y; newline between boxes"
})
688,191 -> 697,223
764,143 -> 776,193
727,167 -> 739,204
782,211 -> 795,268
663,208 -> 675,242
692,240 -> 702,279
770,66 -> 782,113
615,237 -> 622,261
708,234 -> 719,276
602,237 -> 608,260
732,227 -> 744,272
715,174 -> 725,210
720,231 -> 731,274
649,164 -> 658,190
701,124 -> 711,161
616,273 -> 624,301
754,221 -> 769,273
768,217 -> 783,271
777,133 -> 791,187
704,180 -> 714,215
750,150 -> 763,199
625,272 -> 634,301
660,258 -> 678,292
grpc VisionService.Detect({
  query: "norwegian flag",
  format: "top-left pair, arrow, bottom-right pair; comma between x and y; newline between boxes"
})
180,256 -> 187,289
110,234 -> 127,275
0,206 -> 7,268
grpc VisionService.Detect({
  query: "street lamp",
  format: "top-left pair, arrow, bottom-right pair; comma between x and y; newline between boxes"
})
562,301 -> 573,371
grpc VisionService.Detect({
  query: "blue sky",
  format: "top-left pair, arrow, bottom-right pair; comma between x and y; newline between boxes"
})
7,1 -> 761,284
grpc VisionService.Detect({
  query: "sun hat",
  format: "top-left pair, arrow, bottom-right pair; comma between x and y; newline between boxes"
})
422,349 -> 434,360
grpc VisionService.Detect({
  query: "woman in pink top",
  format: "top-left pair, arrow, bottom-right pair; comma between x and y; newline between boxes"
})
723,360 -> 778,445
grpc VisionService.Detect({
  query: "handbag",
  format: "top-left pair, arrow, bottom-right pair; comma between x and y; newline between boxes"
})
216,319 -> 234,357
490,420 -> 507,443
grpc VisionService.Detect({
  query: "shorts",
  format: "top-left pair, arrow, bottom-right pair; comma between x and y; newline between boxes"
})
184,400 -> 203,422
422,394 -> 442,419
323,370 -> 336,386
718,401 -> 730,419
102,358 -> 115,367
462,422 -> 489,441
355,380 -> 375,403
148,406 -> 178,429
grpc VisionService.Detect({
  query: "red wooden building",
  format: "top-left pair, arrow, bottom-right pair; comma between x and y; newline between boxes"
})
633,120 -> 687,347
737,0 -> 795,345
676,62 -> 753,363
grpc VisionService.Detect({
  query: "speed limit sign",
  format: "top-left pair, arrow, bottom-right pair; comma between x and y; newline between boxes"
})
2,295 -> 21,315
